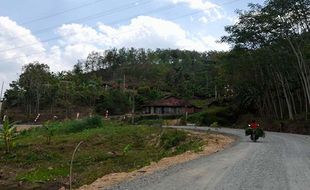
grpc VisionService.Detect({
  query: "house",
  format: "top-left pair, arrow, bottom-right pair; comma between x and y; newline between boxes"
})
143,96 -> 201,115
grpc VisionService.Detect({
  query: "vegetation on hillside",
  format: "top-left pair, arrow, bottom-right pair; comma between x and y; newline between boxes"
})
0,117 -> 204,190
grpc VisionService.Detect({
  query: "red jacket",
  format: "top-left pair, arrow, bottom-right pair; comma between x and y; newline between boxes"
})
250,122 -> 259,129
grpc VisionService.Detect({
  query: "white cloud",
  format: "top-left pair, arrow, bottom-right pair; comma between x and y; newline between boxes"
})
0,16 -> 230,90
0,16 -> 47,90
57,16 -> 229,51
167,0 -> 239,25
202,35 -> 229,51
169,0 -> 225,23
199,16 -> 209,23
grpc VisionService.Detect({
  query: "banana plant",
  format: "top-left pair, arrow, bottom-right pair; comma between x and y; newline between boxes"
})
0,117 -> 17,154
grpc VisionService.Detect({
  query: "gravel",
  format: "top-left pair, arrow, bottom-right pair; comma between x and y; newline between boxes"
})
105,127 -> 310,190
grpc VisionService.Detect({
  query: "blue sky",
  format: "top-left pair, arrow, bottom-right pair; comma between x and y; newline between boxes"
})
0,0 -> 264,90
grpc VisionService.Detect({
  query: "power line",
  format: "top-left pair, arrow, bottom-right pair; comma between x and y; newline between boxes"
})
219,0 -> 242,6
1,0 -> 151,43
0,2 -> 174,54
20,0 -> 108,25
168,0 -> 243,21
2,0 -> 240,43
0,0 -> 242,62
0,0 -> 241,52
0,4 -> 178,62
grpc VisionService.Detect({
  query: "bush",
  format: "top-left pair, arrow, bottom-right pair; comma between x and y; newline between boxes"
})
134,115 -> 181,123
84,116 -> 104,129
210,122 -> 220,129
51,116 -> 104,134
136,119 -> 163,126
0,117 -> 17,153
176,140 -> 203,154
187,106 -> 238,126
160,130 -> 187,149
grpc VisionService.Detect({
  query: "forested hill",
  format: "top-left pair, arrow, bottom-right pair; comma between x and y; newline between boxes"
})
77,49 -> 223,98
3,0 -> 310,129
4,49 -> 228,118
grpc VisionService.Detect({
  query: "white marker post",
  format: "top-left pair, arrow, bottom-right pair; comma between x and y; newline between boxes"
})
34,113 -> 41,123
105,110 -> 109,119
76,112 -> 80,120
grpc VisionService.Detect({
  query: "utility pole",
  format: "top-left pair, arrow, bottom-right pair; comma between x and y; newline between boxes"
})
0,81 -> 4,101
123,74 -> 126,91
131,94 -> 135,124
215,85 -> 218,100
0,82 -> 4,119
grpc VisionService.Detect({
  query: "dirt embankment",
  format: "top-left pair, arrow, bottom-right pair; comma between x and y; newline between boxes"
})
78,132 -> 234,190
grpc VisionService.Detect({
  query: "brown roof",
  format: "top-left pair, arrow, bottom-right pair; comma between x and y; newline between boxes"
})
146,97 -> 195,107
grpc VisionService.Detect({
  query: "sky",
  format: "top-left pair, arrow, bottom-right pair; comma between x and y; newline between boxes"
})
0,0 -> 264,91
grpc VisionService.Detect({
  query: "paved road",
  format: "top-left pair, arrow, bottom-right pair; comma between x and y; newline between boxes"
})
107,127 -> 310,190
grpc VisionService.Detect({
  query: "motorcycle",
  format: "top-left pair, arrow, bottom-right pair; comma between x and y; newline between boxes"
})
245,124 -> 265,142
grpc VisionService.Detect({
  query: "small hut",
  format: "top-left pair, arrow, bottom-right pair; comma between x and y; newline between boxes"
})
143,96 -> 200,115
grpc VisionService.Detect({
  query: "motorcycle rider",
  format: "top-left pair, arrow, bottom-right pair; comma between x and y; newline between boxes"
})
249,120 -> 259,129
246,120 -> 265,142
248,120 -> 259,141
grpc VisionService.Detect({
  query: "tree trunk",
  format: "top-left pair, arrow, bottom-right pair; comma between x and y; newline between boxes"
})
287,38 -> 310,106
277,73 -> 294,120
36,89 -> 40,114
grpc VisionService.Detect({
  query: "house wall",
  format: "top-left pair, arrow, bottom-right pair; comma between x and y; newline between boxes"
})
144,106 -> 186,115
184,107 -> 195,114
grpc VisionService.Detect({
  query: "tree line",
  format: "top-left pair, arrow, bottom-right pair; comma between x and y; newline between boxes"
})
3,49 -> 225,118
3,0 -> 310,121
221,0 -> 310,120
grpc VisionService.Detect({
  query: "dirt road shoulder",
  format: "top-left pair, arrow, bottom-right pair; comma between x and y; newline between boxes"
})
78,131 -> 235,190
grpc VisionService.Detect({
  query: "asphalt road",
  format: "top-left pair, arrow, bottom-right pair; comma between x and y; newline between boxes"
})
107,127 -> 310,190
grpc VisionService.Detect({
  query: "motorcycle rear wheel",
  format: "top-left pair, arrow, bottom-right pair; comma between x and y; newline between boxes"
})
250,134 -> 259,142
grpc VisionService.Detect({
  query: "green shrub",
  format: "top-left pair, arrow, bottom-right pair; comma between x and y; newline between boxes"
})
160,130 -> 187,149
210,122 -> 220,130
0,117 -> 17,153
176,140 -> 203,154
187,106 -> 238,126
50,116 -> 104,134
134,115 -> 181,123
123,144 -> 133,156
84,116 -> 104,129
136,119 -> 163,126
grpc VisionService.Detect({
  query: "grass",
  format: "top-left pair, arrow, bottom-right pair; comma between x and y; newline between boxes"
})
0,116 -> 205,190
16,168 -> 68,183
